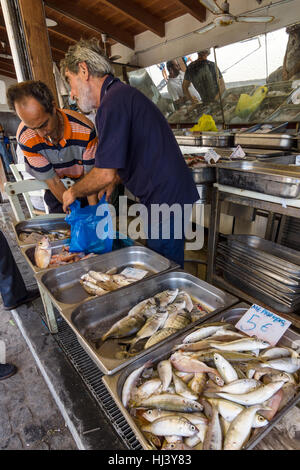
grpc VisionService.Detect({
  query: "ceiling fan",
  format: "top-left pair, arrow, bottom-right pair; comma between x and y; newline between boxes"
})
197,0 -> 274,34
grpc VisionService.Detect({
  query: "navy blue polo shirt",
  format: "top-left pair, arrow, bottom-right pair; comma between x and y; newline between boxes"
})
95,75 -> 199,208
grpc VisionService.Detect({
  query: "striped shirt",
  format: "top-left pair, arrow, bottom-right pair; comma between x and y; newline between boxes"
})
17,109 -> 98,181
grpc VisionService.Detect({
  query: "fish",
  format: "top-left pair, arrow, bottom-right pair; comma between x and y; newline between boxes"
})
172,373 -> 199,400
153,289 -> 179,308
157,360 -> 173,392
142,409 -> 207,425
135,393 -> 204,412
206,398 -> 244,422
134,378 -> 162,400
112,274 -> 133,287
101,313 -> 145,341
256,358 -> 300,374
207,379 -> 261,395
183,325 -> 233,344
175,371 -> 194,383
80,280 -> 107,297
213,353 -> 239,384
188,373 -> 206,395
144,328 -> 178,349
217,380 -> 286,406
127,299 -> 154,318
193,350 -> 258,362
184,423 -> 208,447
209,338 -> 270,352
142,415 -> 198,437
176,291 -> 194,312
164,310 -> 191,330
34,236 -> 52,269
88,270 -> 111,282
260,347 -> 293,360
223,405 -> 269,450
170,352 -> 224,386
122,361 -> 151,407
133,311 -> 168,342
259,389 -> 283,421
162,440 -> 194,450
202,406 -> 222,450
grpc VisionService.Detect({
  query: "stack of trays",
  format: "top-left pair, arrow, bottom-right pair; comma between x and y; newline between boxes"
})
280,216 -> 300,252
216,235 -> 300,313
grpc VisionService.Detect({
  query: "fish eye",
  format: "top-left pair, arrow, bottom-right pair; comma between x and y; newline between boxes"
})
147,410 -> 152,415
169,443 -> 175,449
191,425 -> 196,430
258,416 -> 264,421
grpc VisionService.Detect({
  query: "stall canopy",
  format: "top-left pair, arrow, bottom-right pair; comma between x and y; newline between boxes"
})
0,0 -> 208,79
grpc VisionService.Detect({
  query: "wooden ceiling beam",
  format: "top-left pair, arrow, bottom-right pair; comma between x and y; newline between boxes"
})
0,69 -> 16,78
174,0 -> 206,22
100,0 -> 165,37
45,6 -> 106,46
44,0 -> 135,49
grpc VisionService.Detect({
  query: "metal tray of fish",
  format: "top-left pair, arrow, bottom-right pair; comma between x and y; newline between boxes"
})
234,133 -> 295,150
22,237 -> 139,274
102,304 -> 300,450
61,271 -> 238,375
226,235 -> 300,276
35,246 -> 180,313
13,217 -> 70,247
217,161 -> 300,198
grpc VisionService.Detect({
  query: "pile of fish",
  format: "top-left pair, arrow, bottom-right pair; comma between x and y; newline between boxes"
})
34,237 -> 95,269
101,289 -> 207,355
121,321 -> 300,450
19,228 -> 70,244
80,269 -> 147,297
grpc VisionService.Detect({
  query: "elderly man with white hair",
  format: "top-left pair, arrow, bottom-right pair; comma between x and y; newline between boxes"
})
61,39 -> 199,268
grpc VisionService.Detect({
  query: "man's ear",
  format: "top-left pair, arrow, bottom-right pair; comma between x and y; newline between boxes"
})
78,62 -> 90,81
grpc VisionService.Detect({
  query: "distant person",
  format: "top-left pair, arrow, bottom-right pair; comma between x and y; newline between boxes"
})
183,49 -> 225,104
157,62 -> 168,82
166,60 -> 201,108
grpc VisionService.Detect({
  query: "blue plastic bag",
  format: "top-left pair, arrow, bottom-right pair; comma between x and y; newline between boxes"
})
65,196 -> 114,254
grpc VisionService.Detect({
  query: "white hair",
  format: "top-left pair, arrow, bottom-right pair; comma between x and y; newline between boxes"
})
61,38 -> 114,78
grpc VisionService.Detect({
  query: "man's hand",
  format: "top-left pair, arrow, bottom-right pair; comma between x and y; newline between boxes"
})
98,181 -> 116,202
63,187 -> 76,213
98,174 -> 122,202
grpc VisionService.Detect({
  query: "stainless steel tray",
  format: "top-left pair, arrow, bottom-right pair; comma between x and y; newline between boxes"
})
191,166 -> 216,184
61,271 -> 238,375
13,217 -> 70,248
256,154 -> 298,164
175,135 -> 202,146
217,161 -> 300,198
234,133 -> 295,149
226,235 -> 300,275
221,268 -> 300,313
22,237 -> 139,274
217,243 -> 300,288
35,246 -> 179,313
217,254 -> 300,295
217,259 -> 300,304
201,132 -> 234,148
102,304 -> 300,450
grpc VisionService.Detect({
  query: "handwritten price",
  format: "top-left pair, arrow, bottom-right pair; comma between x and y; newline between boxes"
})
235,304 -> 291,346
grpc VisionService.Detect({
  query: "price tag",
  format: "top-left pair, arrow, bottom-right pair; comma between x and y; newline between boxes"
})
120,267 -> 148,280
295,155 -> 300,166
235,304 -> 291,346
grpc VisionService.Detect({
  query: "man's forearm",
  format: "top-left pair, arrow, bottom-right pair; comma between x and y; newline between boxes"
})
45,175 -> 66,203
71,167 -> 116,199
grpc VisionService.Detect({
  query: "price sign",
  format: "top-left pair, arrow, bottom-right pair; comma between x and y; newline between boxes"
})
235,304 -> 291,346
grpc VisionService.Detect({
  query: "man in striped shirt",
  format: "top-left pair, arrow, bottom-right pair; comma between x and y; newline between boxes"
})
7,81 -> 98,213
